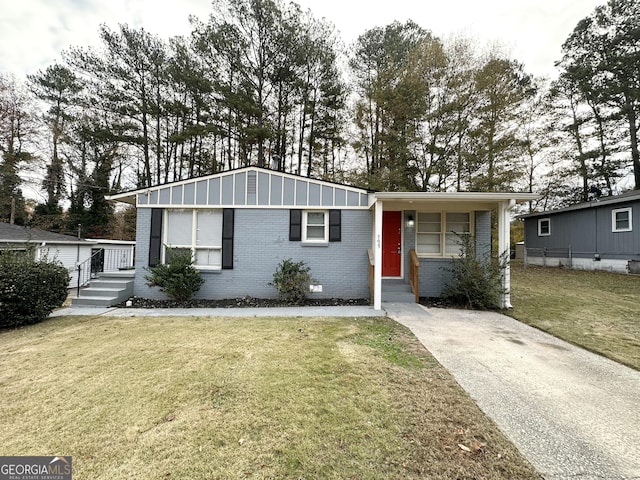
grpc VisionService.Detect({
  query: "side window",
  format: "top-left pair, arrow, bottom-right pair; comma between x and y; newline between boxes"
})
303,211 -> 328,242
612,207 -> 632,232
538,218 -> 551,236
290,210 -> 340,243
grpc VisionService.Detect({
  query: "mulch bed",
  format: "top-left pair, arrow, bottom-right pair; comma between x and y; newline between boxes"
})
119,296 -> 370,309
418,297 -> 460,308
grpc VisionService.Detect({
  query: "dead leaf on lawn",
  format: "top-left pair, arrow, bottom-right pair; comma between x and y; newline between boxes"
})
471,441 -> 486,454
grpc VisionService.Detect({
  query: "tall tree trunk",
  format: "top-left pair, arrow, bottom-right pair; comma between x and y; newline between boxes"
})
624,91 -> 640,190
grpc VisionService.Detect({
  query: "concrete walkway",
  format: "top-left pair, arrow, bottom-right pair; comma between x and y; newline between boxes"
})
51,304 -> 385,318
385,302 -> 640,480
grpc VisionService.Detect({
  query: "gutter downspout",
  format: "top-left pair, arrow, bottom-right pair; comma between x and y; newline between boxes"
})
498,199 -> 515,309
76,224 -> 82,298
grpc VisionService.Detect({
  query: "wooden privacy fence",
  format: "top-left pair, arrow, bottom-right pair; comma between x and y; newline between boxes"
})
525,247 -> 572,268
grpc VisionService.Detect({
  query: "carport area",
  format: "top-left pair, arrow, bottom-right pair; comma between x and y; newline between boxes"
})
385,303 -> 640,480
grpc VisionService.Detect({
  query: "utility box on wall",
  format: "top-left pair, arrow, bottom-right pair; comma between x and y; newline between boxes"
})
628,260 -> 640,275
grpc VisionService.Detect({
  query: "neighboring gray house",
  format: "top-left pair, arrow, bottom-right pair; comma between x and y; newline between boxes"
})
106,166 -> 535,310
521,190 -> 640,273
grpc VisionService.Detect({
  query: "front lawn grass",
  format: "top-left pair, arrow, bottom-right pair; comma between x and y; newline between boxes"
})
0,315 -> 539,479
509,263 -> 640,370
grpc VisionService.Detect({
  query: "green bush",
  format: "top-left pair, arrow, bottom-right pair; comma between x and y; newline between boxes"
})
441,233 -> 507,310
271,258 -> 314,305
145,249 -> 204,302
0,249 -> 70,328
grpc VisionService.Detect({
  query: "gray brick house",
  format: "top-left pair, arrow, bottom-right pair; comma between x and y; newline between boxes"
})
107,166 -> 535,310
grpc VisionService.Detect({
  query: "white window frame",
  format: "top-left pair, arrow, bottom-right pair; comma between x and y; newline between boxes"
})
302,210 -> 329,243
415,211 -> 473,257
163,209 -> 223,270
538,218 -> 551,236
612,207 -> 632,232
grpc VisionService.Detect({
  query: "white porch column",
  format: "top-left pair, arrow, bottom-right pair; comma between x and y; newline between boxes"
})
498,199 -> 515,308
374,199 -> 383,310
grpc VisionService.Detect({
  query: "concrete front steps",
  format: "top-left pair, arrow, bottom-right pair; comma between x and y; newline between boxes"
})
381,278 -> 416,303
71,271 -> 135,307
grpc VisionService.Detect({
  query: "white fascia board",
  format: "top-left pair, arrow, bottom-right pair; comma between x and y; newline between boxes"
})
372,192 -> 538,203
86,239 -> 136,245
105,192 -> 137,204
0,240 -> 98,246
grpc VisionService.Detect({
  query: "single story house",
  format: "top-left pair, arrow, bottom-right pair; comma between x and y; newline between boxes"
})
0,222 -> 135,288
106,166 -> 536,310
520,190 -> 640,273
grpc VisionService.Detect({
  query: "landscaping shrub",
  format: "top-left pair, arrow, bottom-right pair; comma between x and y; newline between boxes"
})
145,249 -> 204,302
441,233 -> 507,310
271,258 -> 314,305
0,250 -> 70,328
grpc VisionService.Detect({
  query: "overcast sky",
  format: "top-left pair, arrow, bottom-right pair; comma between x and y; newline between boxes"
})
1,0 -> 605,81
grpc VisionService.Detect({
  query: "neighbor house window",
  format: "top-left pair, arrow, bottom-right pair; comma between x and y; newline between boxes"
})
302,210 -> 328,242
538,218 -> 551,236
416,212 -> 471,256
164,209 -> 222,268
612,207 -> 632,232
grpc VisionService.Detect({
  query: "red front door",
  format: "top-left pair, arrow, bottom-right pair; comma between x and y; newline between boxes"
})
382,211 -> 402,277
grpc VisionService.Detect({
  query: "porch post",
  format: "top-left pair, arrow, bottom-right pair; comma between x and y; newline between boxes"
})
374,199 -> 383,310
498,199 -> 515,308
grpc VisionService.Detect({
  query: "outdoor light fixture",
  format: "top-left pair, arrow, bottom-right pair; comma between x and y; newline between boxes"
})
407,214 -> 415,227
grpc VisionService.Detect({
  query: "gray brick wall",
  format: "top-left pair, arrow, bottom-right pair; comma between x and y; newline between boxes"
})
134,208 -> 372,300
135,207 -> 492,301
134,208 -> 152,298
418,258 -> 455,297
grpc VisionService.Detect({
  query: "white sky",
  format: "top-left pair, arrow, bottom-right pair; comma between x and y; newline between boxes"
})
0,0 -> 605,81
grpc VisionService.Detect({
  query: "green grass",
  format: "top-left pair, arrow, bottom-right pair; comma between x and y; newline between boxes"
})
0,314 -> 540,479
509,263 -> 640,370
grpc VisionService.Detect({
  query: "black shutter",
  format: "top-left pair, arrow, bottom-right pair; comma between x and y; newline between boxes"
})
290,210 -> 302,241
222,208 -> 234,269
329,209 -> 341,242
148,208 -> 163,267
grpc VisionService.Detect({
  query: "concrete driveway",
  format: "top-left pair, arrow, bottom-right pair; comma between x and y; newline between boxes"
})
385,303 -> 640,480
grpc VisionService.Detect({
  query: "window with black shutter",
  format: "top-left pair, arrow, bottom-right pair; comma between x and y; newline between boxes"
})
290,210 -> 302,241
290,209 -> 341,243
222,208 -> 234,269
329,210 -> 341,242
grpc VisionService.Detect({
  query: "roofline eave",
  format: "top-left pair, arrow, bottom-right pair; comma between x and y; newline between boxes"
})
372,192 -> 539,203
